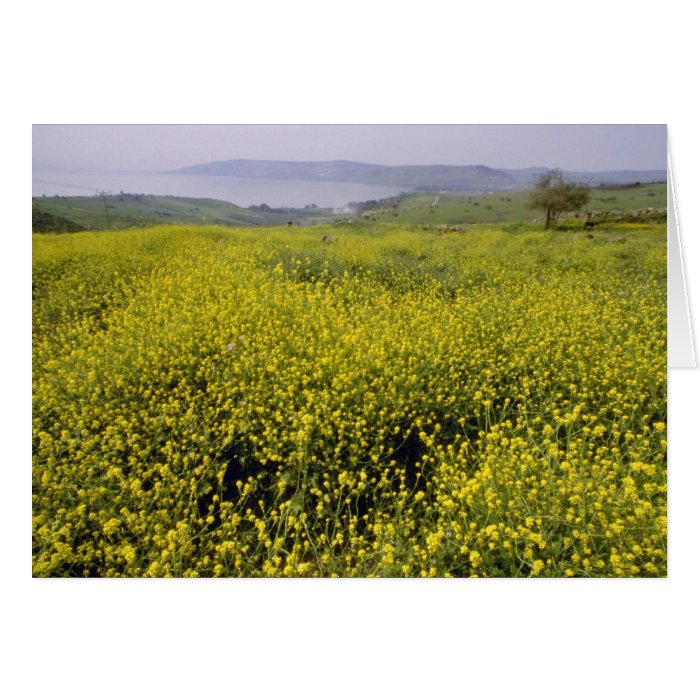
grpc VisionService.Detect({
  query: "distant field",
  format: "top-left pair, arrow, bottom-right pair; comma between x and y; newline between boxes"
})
359,183 -> 667,226
32,183 -> 667,233
32,193 -> 335,231
33,221 -> 666,577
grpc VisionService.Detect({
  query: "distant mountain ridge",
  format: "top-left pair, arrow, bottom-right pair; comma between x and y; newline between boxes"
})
174,159 -> 517,191
506,166 -> 667,187
173,159 -> 666,192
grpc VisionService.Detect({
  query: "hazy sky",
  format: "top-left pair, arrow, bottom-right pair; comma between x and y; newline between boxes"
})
32,124 -> 667,172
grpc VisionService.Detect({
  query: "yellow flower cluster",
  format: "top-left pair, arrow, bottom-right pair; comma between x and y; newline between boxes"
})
32,223 -> 666,576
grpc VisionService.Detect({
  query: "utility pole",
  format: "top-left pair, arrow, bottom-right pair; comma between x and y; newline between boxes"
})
98,190 -> 111,228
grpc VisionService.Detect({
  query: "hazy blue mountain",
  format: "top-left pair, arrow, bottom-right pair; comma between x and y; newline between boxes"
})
506,167 -> 667,186
174,159 -> 666,191
174,159 -> 518,191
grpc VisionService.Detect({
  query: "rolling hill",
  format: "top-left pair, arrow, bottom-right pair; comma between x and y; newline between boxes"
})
174,159 -> 666,192
174,159 -> 518,191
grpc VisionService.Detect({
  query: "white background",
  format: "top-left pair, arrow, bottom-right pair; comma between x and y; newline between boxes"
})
4,2 -> 698,698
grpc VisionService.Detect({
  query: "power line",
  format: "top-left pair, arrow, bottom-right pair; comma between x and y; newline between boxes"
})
32,177 -> 98,192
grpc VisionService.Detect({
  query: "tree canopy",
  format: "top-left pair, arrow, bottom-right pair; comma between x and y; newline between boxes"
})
527,169 -> 590,228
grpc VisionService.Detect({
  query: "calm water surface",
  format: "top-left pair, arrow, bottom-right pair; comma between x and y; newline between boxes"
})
32,169 -> 408,209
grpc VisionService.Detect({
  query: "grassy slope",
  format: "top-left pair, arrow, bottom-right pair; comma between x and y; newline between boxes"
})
32,183 -> 667,233
360,183 -> 667,226
32,193 -> 335,231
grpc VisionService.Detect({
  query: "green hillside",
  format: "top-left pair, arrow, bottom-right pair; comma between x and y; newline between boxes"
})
356,182 -> 667,227
32,182 -> 667,234
32,193 -> 335,232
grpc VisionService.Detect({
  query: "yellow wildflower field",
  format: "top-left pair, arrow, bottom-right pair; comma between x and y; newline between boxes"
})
32,223 -> 666,577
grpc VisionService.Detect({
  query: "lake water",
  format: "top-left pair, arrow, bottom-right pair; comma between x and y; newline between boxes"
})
32,169 -> 409,209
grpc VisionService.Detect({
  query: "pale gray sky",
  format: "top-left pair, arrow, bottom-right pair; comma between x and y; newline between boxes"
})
32,124 -> 667,172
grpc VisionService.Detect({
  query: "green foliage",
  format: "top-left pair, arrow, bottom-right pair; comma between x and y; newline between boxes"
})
32,209 -> 85,233
526,169 -> 591,228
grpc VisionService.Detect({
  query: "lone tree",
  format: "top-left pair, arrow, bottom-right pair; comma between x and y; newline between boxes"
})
526,169 -> 590,228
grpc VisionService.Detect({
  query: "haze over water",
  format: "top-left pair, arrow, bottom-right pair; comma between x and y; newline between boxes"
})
32,168 -> 407,209
32,126 -> 668,209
